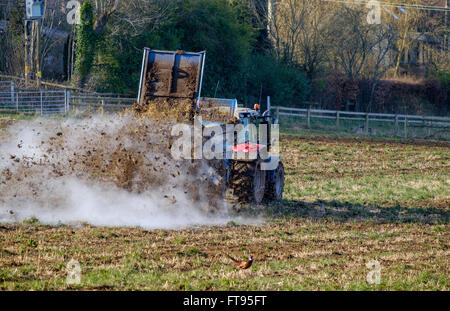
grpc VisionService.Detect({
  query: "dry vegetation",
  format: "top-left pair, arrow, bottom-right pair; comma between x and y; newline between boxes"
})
1,220 -> 448,290
281,134 -> 450,211
0,120 -> 449,291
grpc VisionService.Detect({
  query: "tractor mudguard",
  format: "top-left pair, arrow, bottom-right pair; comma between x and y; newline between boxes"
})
261,155 -> 281,172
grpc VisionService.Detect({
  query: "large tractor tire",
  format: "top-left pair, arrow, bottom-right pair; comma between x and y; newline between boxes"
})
265,161 -> 285,201
229,161 -> 266,204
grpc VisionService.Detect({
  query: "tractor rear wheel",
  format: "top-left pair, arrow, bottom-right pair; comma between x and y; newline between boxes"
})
265,161 -> 285,201
229,161 -> 266,204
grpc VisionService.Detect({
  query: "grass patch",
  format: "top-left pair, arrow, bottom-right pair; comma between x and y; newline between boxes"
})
0,133 -> 448,290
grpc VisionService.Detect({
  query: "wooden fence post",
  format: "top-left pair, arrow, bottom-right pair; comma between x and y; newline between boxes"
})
404,117 -> 408,139
64,90 -> 67,113
10,82 -> 14,105
40,91 -> 43,115
394,115 -> 399,136
336,111 -> 340,130
307,107 -> 311,129
67,90 -> 71,113
365,113 -> 369,134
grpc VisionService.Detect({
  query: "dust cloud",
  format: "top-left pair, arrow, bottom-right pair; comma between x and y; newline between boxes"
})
0,114 -> 256,229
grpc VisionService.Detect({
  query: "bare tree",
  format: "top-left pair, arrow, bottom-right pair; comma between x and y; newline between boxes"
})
389,1 -> 424,77
295,0 -> 334,79
0,3 -> 25,77
249,0 -> 333,78
327,5 -> 399,110
109,0 -> 173,37
329,7 -> 372,80
91,0 -> 172,37
365,25 -> 397,111
93,0 -> 119,35
265,0 -> 306,64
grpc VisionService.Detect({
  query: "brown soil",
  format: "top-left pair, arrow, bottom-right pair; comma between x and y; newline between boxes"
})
0,118 -> 13,129
280,133 -> 450,207
0,112 -> 226,212
197,98 -> 238,124
135,61 -> 199,122
134,98 -> 195,123
282,134 -> 450,148
135,62 -> 238,124
0,220 -> 448,290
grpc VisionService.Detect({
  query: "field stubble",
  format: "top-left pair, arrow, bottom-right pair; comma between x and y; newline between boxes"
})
0,118 -> 449,290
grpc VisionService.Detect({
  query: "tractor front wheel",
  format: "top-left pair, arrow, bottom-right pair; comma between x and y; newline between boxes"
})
265,161 -> 285,201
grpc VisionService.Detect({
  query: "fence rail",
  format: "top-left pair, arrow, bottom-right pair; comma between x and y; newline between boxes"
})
272,106 -> 450,138
0,87 -> 136,115
0,81 -> 14,92
1,82 -> 449,139
69,93 -> 135,113
70,93 -> 136,111
0,90 -> 69,114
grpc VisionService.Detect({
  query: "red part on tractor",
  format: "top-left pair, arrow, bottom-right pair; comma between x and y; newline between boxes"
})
232,143 -> 266,153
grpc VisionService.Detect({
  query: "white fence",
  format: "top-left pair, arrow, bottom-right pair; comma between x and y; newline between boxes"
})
0,81 -> 14,92
70,92 -> 135,112
0,90 -> 69,114
272,106 -> 450,138
1,81 -> 448,139
0,87 -> 136,115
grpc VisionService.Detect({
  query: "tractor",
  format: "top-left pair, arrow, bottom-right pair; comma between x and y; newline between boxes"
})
137,48 -> 284,204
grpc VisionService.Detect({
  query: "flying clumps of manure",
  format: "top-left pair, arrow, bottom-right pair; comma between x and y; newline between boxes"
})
0,109 -> 239,229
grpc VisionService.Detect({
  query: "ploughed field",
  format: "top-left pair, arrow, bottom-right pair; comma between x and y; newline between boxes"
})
0,120 -> 449,290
